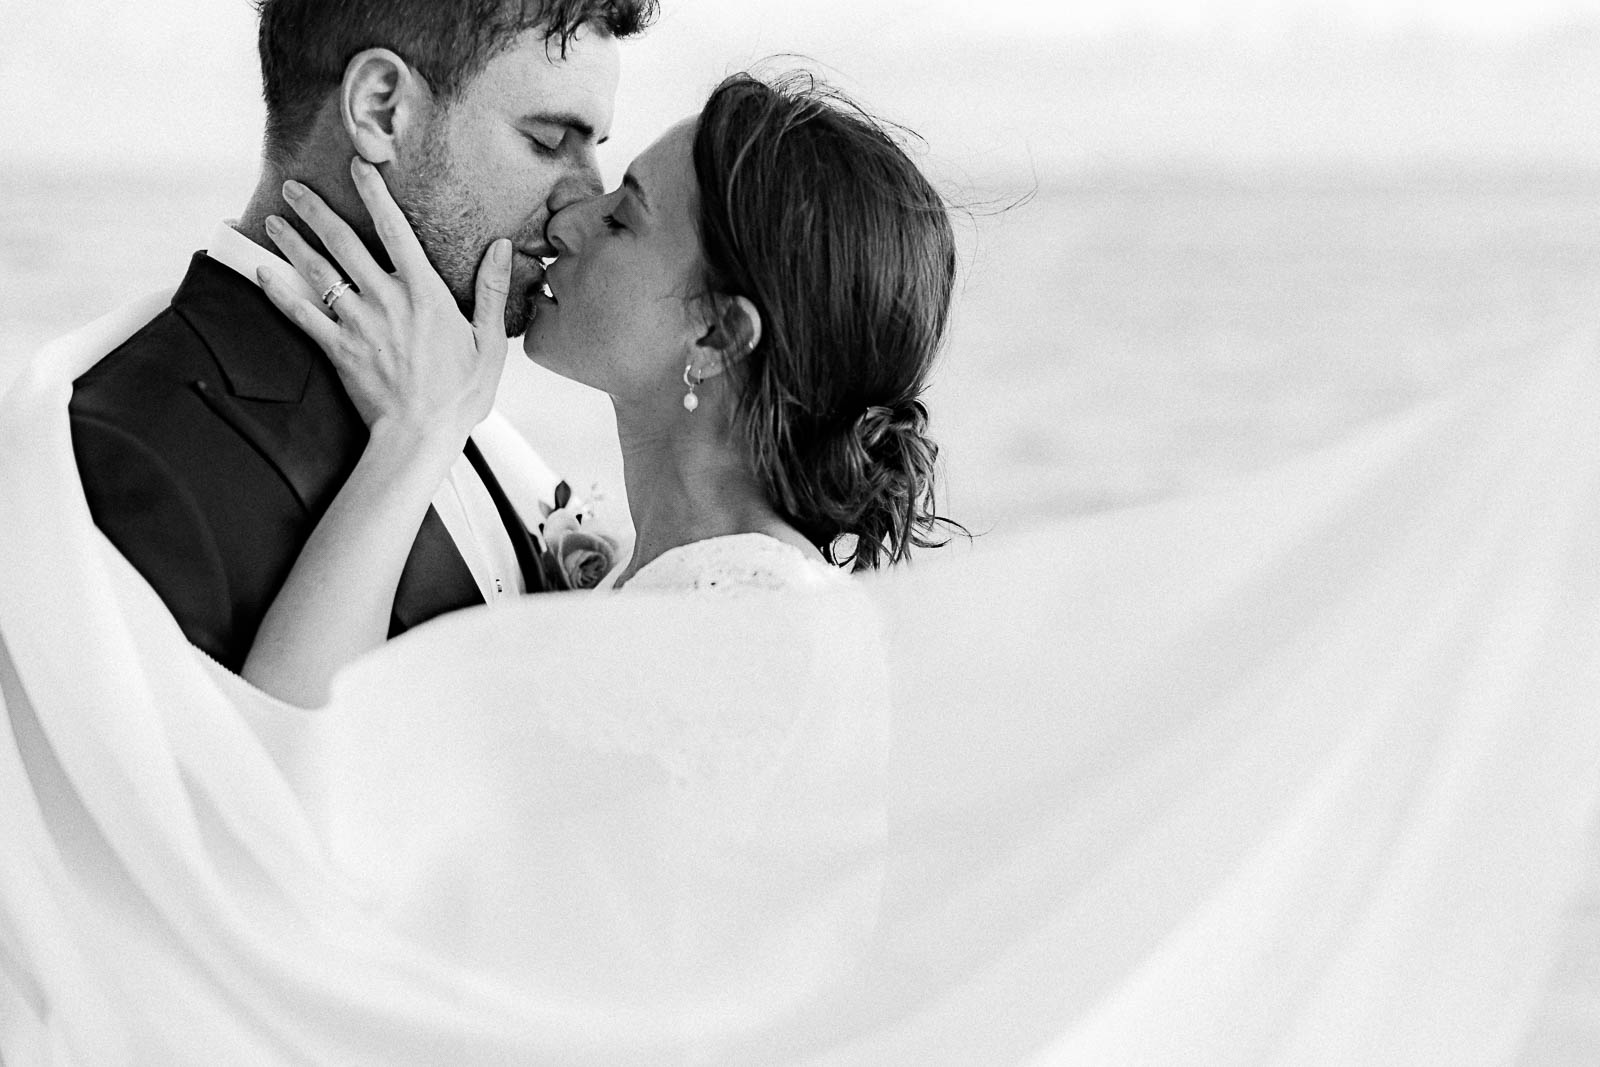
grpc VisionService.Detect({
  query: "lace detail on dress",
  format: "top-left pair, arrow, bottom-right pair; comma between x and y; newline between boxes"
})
617,533 -> 845,595
536,534 -> 859,817
542,535 -> 849,808
539,672 -> 798,813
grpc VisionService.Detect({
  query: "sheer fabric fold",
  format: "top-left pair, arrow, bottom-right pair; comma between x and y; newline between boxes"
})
1,296 -> 1595,1063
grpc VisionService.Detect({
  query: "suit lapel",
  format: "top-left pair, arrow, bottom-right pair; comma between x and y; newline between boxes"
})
172,254 -> 487,626
189,372 -> 364,516
176,254 -> 358,514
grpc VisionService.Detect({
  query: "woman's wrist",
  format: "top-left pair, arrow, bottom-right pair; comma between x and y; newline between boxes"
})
366,413 -> 471,451
363,417 -> 471,480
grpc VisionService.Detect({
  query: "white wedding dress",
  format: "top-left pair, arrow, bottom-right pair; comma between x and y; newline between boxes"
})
1,293 -> 1597,1065
610,532 -> 847,594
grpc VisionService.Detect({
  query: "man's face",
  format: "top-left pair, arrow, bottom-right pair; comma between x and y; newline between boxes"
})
391,26 -> 620,337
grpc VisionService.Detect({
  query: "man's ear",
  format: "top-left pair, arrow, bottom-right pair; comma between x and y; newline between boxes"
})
339,48 -> 432,165
690,294 -> 762,382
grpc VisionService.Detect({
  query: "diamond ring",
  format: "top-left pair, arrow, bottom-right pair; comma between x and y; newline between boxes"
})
320,280 -> 354,309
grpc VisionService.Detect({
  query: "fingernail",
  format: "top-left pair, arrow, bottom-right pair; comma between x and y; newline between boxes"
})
264,214 -> 284,236
351,156 -> 372,174
282,179 -> 305,200
491,239 -> 511,266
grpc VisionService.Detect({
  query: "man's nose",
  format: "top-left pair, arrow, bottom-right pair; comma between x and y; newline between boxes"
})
546,198 -> 585,256
549,152 -> 604,214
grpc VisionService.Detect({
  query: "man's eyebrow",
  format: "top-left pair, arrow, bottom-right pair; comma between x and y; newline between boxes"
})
622,173 -> 649,211
519,111 -> 608,145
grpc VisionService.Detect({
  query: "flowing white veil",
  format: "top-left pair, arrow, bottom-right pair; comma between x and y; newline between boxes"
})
1,294 -> 1596,1064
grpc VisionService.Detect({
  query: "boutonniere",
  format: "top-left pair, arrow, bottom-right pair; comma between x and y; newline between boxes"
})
534,480 -> 622,591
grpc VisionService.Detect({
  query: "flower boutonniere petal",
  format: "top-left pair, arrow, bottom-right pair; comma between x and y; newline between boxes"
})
535,480 -> 621,591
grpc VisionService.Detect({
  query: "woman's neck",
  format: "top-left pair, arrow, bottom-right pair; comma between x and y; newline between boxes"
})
613,401 -> 804,583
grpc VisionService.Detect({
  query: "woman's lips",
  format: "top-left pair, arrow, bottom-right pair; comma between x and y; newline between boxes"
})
535,270 -> 558,305
517,250 -> 558,305
511,253 -> 557,320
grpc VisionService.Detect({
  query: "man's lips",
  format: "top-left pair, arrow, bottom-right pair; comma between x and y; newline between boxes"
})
529,260 -> 558,305
512,250 -> 557,305
515,252 -> 566,310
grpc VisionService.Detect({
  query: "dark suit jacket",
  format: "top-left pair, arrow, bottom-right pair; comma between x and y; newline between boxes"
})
70,252 -> 545,672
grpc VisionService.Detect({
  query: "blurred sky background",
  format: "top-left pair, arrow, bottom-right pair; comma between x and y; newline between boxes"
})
4,0 -> 1600,533
5,0 -> 1600,176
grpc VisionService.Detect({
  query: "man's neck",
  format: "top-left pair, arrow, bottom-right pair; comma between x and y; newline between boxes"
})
234,158 -> 301,254
234,146 -> 372,262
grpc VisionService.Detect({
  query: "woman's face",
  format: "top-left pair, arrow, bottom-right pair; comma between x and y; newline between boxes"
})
522,117 -> 707,405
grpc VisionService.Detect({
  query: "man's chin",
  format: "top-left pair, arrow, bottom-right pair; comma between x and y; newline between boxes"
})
503,292 -> 537,340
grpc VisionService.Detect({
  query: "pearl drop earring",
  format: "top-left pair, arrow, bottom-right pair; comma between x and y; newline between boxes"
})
682,364 -> 701,412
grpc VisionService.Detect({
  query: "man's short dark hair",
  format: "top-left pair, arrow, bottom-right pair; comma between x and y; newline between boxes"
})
255,0 -> 658,163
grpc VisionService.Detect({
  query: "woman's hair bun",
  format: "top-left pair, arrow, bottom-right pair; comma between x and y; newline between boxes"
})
812,398 -> 953,571
853,402 -> 927,454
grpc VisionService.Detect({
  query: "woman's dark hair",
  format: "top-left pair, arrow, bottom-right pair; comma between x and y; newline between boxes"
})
692,71 -> 961,570
254,0 -> 657,165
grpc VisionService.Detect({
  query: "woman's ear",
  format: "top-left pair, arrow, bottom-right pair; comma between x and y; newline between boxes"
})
690,294 -> 762,382
340,49 -> 432,166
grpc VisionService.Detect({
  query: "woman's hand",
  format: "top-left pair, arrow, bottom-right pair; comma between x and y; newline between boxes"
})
256,155 -> 511,445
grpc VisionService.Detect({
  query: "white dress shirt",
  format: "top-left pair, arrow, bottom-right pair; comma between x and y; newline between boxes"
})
205,222 -> 525,603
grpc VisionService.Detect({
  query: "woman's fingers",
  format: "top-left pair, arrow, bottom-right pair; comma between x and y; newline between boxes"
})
262,215 -> 354,321
468,240 -> 513,405
350,156 -> 433,282
280,178 -> 388,294
256,264 -> 343,354
261,164 -> 510,439
472,239 -> 513,347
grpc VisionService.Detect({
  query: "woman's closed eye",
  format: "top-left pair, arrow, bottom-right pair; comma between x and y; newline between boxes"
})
602,213 -> 626,233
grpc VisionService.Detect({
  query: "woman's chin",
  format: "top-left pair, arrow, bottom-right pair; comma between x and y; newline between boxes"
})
521,329 -> 582,383
520,322 -> 555,363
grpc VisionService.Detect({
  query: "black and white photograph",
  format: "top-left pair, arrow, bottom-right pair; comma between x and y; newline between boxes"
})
1,0 -> 1597,1062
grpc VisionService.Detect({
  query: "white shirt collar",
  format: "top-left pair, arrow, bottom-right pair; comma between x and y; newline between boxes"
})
205,221 -> 322,307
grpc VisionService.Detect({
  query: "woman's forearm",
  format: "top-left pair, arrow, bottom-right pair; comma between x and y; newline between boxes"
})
243,163 -> 511,707
242,424 -> 462,707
